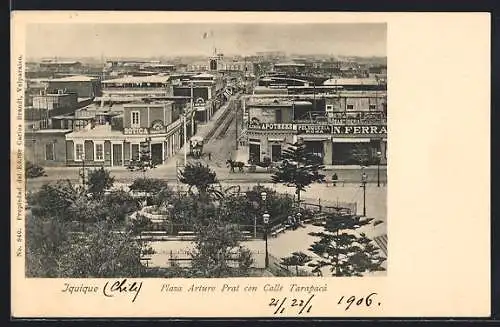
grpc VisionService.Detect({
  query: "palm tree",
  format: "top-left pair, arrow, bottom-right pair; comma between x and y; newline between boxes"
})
178,162 -> 220,201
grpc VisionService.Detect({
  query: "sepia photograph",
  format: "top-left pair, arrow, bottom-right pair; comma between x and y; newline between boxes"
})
23,22 -> 388,279
11,11 -> 491,318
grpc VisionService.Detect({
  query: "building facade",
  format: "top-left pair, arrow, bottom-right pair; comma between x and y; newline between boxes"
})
245,92 -> 387,165
25,129 -> 72,167
64,101 -> 194,167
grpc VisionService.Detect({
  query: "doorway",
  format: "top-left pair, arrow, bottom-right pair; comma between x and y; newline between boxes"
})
271,144 -> 282,162
249,143 -> 260,164
151,143 -> 163,165
112,144 -> 123,166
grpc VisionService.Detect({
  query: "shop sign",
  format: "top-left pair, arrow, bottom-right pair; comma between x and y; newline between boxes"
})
194,97 -> 206,108
332,125 -> 387,135
150,120 -> 166,134
297,124 -> 332,134
124,127 -> 149,135
248,123 -> 295,131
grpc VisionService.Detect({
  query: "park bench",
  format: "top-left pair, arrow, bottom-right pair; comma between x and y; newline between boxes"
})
178,231 -> 195,236
327,180 -> 346,187
240,231 -> 252,238
142,231 -> 168,235
140,257 -> 152,267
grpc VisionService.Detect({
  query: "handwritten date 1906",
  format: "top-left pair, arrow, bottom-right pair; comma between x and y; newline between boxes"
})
337,292 -> 380,311
269,294 -> 314,315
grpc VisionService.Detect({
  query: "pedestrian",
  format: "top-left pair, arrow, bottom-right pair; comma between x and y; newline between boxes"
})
332,172 -> 338,187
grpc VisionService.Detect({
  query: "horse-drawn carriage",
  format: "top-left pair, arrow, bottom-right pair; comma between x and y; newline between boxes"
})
189,136 -> 204,159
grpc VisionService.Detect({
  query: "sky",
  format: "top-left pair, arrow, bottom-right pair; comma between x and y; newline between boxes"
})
26,23 -> 386,59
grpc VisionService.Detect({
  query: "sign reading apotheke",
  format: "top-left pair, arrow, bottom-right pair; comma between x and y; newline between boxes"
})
248,123 -> 295,130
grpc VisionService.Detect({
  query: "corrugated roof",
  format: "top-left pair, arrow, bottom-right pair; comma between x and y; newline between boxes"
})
45,75 -> 98,82
66,125 -> 124,138
193,73 -> 215,79
323,78 -> 380,86
102,75 -> 171,84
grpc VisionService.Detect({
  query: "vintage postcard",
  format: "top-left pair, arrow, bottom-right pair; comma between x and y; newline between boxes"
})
11,11 -> 490,318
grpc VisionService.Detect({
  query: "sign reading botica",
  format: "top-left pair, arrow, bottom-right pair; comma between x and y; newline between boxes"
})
124,120 -> 166,135
248,123 -> 387,135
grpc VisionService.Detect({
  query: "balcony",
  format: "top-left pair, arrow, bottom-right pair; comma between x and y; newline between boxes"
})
295,111 -> 387,125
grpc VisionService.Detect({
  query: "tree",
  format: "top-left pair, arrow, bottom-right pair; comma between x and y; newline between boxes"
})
56,221 -> 153,278
281,251 -> 312,276
86,167 -> 115,198
178,162 -> 219,201
308,213 -> 386,277
28,180 -> 82,221
190,218 -> 254,278
129,177 -> 171,206
26,182 -> 154,277
271,142 -> 325,203
25,209 -> 70,277
127,141 -> 157,178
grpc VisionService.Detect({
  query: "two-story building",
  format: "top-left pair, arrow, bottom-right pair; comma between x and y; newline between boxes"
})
100,75 -> 175,102
64,101 -> 193,167
244,92 -> 387,165
40,75 -> 101,98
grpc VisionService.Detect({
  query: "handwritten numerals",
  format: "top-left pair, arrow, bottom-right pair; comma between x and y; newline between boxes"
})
337,292 -> 379,311
269,295 -> 314,315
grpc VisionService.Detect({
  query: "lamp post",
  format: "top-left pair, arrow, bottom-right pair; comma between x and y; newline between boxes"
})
361,172 -> 367,216
80,154 -> 86,186
260,192 -> 269,268
167,204 -> 174,234
376,151 -> 382,187
263,212 -> 270,269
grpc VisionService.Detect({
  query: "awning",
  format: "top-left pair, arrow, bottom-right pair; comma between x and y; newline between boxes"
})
248,141 -> 261,145
268,137 -> 285,142
298,135 -> 328,142
331,138 -> 371,143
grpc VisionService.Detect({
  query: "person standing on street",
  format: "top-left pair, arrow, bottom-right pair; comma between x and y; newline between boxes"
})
332,172 -> 338,187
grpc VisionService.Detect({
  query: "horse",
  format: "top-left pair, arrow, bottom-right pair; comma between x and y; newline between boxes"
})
226,159 -> 245,173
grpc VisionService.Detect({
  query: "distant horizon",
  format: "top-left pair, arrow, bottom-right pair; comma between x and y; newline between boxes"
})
26,53 -> 388,63
26,23 -> 387,59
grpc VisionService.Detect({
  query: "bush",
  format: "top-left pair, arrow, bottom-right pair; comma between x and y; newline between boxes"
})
25,161 -> 47,179
129,178 -> 170,194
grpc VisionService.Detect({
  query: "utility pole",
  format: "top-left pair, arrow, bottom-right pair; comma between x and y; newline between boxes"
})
183,114 -> 188,166
235,98 -> 239,150
190,80 -> 195,137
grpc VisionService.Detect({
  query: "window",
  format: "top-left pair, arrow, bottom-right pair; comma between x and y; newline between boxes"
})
95,142 -> 104,161
326,105 -> 334,112
75,143 -> 84,161
275,109 -> 283,123
131,111 -> 140,127
347,104 -> 354,110
45,143 -> 55,161
369,104 -> 376,110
